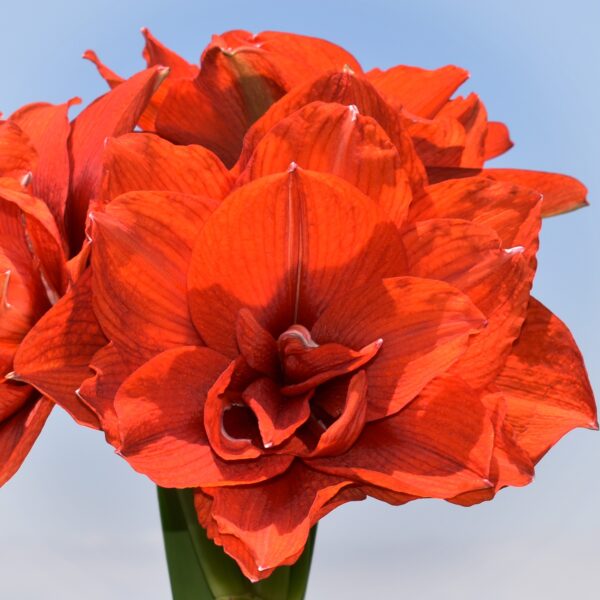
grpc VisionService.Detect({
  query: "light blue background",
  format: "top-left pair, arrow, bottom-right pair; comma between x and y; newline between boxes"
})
0,1 -> 598,598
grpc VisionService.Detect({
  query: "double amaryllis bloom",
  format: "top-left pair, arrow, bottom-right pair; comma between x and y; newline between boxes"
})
2,29 -> 596,581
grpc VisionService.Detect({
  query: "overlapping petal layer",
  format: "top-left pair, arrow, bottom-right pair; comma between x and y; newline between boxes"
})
3,28 -> 594,583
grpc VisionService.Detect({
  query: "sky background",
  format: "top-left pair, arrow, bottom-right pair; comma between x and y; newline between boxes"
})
0,1 -> 599,598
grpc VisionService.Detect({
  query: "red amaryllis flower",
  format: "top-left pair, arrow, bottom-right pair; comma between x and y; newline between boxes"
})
0,66 -> 169,486
87,28 -> 588,218
13,73 -> 596,580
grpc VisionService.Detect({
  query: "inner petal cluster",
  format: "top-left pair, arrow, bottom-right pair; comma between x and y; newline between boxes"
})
208,308 -> 382,456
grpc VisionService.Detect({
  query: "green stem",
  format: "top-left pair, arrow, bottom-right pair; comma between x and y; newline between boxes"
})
158,487 -> 317,600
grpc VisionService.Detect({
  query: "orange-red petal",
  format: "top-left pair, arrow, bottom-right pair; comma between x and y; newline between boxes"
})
236,70 -> 425,191
483,121 -> 513,160
13,272 -> 104,428
200,462 -> 351,580
188,168 -> 406,357
401,218 -> 537,387
483,168 -> 588,217
0,121 -> 37,180
67,66 -> 169,250
91,190 -> 217,363
366,64 -> 468,118
156,46 -> 286,166
311,277 -> 486,419
410,177 -> 542,250
114,346 -> 293,487
0,396 -> 53,486
308,375 -> 494,498
101,133 -> 233,202
493,297 -> 597,463
10,99 -> 79,233
236,101 -> 413,226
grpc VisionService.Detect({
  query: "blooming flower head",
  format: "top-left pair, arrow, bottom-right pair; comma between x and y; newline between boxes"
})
11,30 -> 597,580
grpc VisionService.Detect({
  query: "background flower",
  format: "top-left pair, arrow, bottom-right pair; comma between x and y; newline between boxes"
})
3,2 -> 598,598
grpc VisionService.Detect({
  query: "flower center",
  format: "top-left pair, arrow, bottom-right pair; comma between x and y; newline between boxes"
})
207,309 -> 382,456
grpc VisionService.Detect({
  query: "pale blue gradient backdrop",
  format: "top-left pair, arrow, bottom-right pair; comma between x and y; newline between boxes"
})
0,1 -> 598,598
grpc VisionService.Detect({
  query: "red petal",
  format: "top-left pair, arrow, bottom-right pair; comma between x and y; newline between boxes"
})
206,30 -> 363,89
235,308 -> 278,378
236,70 -> 425,190
310,370 -> 368,457
141,27 -> 198,77
188,168 -> 406,357
436,93 -> 487,168
410,177 -> 542,250
115,346 -> 293,487
67,66 -> 169,250
13,271 -> 104,428
156,46 -> 286,166
0,121 -> 37,180
493,297 -> 597,463
10,99 -> 79,232
483,168 -> 588,217
366,64 -> 468,118
484,122 -> 513,160
449,389 -> 534,506
425,166 -> 587,218
203,359 -> 264,461
91,190 -> 217,363
236,101 -> 413,226
101,133 -> 232,202
0,183 -> 69,297
82,50 -> 124,88
0,396 -> 52,486
200,462 -> 351,579
0,197 -> 48,340
311,277 -> 486,419
308,375 -> 494,498
402,218 -> 537,387
77,342 -> 132,445
242,377 -> 311,448
279,336 -> 381,396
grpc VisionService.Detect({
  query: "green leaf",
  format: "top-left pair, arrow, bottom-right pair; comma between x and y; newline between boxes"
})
287,527 -> 317,600
157,486 -> 214,599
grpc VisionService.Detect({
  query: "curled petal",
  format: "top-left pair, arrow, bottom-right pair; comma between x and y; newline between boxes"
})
242,377 -> 311,449
199,462 -> 351,580
0,183 -> 69,297
494,298 -> 597,463
449,389 -> 534,507
310,370 -> 368,457
156,46 -> 286,166
308,375 -> 494,498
